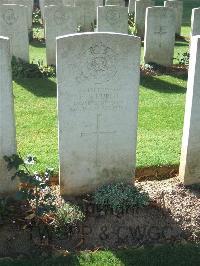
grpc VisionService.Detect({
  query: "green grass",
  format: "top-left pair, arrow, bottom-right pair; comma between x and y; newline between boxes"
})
0,244 -> 199,266
137,75 -> 186,167
13,73 -> 187,171
13,0 -> 197,172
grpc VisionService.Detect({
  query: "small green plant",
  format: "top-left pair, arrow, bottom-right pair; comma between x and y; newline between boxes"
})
32,8 -> 42,26
94,182 -> 150,212
175,51 -> 190,65
4,154 -> 85,239
52,202 -> 85,235
12,57 -> 56,78
4,154 -> 56,218
128,13 -> 136,35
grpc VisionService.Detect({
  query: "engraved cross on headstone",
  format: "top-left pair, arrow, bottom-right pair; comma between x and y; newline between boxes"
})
81,113 -> 116,167
154,26 -> 167,48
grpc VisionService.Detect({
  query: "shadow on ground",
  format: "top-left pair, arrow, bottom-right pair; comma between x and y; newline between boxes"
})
140,75 -> 187,94
14,78 -> 56,98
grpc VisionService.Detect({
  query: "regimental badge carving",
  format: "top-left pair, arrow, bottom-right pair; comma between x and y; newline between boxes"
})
3,9 -> 18,25
76,42 -> 118,84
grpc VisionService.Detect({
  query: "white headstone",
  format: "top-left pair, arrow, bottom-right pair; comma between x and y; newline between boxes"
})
135,0 -> 154,37
97,5 -> 128,33
144,7 -> 176,66
57,32 -> 141,196
0,37 -> 17,195
96,0 -> 104,6
0,4 -> 29,62
40,0 -> 63,18
179,35 -> 200,186
63,0 -> 75,6
128,0 -> 136,13
105,0 -> 124,6
191,8 -> 200,36
74,0 -> 96,31
164,0 -> 183,35
0,0 -> 33,30
44,5 -> 82,65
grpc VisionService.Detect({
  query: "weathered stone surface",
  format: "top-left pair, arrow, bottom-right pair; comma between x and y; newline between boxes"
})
0,4 -> 29,61
191,8 -> 200,36
39,0 -> 63,18
0,0 -> 33,30
44,5 -> 82,65
74,0 -> 96,31
105,0 -> 124,6
97,5 -> 128,33
135,0 -> 154,37
179,35 -> 200,186
144,6 -> 176,66
0,37 -> 17,195
128,0 -> 136,13
57,32 -> 140,196
96,0 -> 104,6
63,0 -> 75,6
164,0 -> 183,35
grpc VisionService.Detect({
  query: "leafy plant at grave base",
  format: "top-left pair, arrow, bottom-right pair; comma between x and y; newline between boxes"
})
32,27 -> 45,42
3,154 -> 85,237
32,8 -> 42,26
128,13 -> 136,35
12,57 -> 56,79
94,182 -> 150,212
175,51 -> 190,66
52,202 -> 85,236
4,154 -> 56,218
143,62 -> 167,73
77,25 -> 83,33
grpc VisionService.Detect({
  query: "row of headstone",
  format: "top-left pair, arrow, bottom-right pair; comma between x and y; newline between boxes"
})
135,0 -> 183,38
1,30 -> 200,196
45,4 -> 129,65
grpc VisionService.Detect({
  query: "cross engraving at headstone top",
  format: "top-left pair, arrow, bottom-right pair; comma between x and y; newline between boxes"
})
154,26 -> 167,48
144,6 -> 176,66
80,113 -> 116,167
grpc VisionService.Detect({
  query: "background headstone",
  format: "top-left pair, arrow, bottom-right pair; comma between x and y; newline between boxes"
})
0,4 -> 29,62
96,0 -> 104,6
191,8 -> 200,36
128,0 -> 135,13
0,0 -> 33,30
39,0 -> 63,18
97,5 -> 128,33
44,5 -> 82,65
164,0 -> 183,35
144,7 -> 176,66
63,0 -> 75,6
74,0 -> 96,31
105,0 -> 124,6
135,0 -> 154,37
57,32 -> 141,196
0,37 -> 17,195
179,35 -> 200,186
